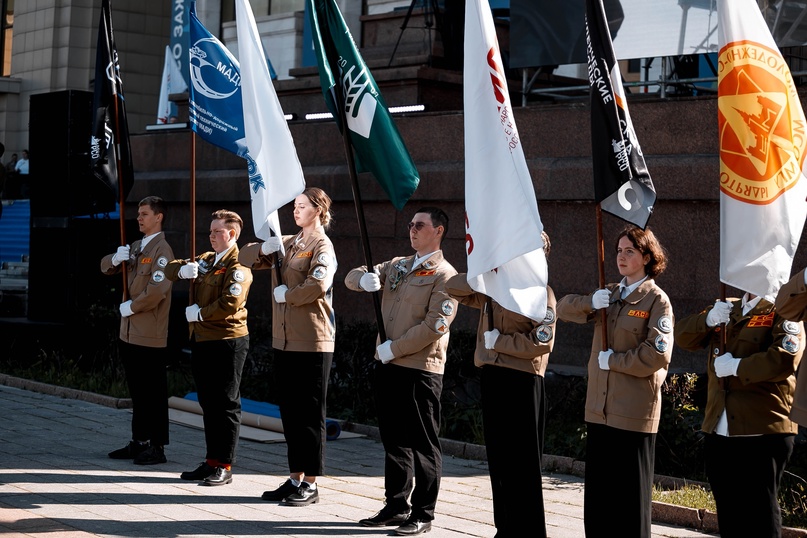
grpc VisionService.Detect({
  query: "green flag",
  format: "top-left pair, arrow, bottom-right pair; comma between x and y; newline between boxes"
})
308,0 -> 419,210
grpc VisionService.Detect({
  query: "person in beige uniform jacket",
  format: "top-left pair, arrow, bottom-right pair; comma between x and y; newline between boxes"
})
346,207 -> 458,536
100,196 -> 173,465
680,286 -> 803,537
776,268 -> 807,426
164,209 -> 252,487
557,226 -> 673,538
445,231 -> 555,538
239,187 -> 336,507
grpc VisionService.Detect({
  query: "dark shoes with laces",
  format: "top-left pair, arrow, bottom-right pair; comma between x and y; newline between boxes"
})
202,466 -> 232,486
394,517 -> 432,535
133,445 -> 166,465
180,462 -> 216,481
262,479 -> 319,505
262,479 -> 300,501
108,440 -> 149,460
359,505 -> 412,527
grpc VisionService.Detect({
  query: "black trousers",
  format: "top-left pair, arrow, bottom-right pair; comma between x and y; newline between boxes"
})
481,365 -> 547,538
190,335 -> 249,465
705,432 -> 795,538
584,423 -> 655,538
274,349 -> 333,477
119,340 -> 169,446
374,363 -> 443,521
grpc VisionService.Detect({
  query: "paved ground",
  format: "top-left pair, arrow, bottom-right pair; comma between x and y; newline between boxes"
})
0,384 -> 714,537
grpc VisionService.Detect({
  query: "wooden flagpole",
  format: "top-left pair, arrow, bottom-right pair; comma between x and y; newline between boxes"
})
189,131 -> 197,304
109,93 -> 129,301
596,205 -> 608,350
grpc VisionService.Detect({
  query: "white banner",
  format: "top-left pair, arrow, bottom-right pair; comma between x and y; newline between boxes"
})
157,45 -> 188,124
463,0 -> 548,321
718,0 -> 807,301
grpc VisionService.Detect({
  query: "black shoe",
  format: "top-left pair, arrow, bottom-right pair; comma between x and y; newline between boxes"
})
262,479 -> 300,501
203,466 -> 232,486
359,505 -> 412,527
395,518 -> 432,536
281,483 -> 319,506
108,441 -> 149,460
133,445 -> 166,465
180,462 -> 216,481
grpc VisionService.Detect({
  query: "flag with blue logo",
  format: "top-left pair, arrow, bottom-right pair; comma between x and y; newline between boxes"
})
189,1 -> 297,240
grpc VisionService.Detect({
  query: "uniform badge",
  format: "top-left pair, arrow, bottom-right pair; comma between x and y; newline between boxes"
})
783,320 -> 801,335
141,257 -> 152,264
655,335 -> 671,352
233,270 -> 245,283
312,266 -> 327,280
434,318 -> 449,334
441,300 -> 454,316
229,283 -> 243,296
152,270 -> 165,283
658,316 -> 673,334
783,334 -> 801,353
157,256 -> 168,268
543,307 -> 555,325
317,253 -> 331,266
536,325 -> 553,343
390,262 -> 407,291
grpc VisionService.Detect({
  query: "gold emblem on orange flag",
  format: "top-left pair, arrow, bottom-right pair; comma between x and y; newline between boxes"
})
718,40 -> 807,205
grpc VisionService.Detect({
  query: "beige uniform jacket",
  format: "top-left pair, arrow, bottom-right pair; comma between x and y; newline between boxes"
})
675,298 -> 803,435
239,229 -> 336,353
557,279 -> 674,433
774,269 -> 807,425
165,245 -> 252,342
345,251 -> 458,374
445,273 -> 556,376
100,232 -> 173,348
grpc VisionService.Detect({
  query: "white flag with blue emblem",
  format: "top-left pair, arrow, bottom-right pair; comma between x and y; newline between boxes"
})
235,0 -> 305,240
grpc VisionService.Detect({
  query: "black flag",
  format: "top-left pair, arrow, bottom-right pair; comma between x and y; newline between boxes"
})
90,0 -> 133,201
586,0 -> 655,229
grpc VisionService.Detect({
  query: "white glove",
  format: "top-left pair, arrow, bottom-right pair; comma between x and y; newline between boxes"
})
484,329 -> 500,350
598,349 -> 613,370
377,340 -> 395,363
111,245 -> 130,266
119,300 -> 134,318
261,237 -> 282,255
178,262 -> 199,279
359,271 -> 381,292
185,304 -> 202,322
592,289 -> 611,310
714,352 -> 741,377
706,300 -> 733,327
274,285 -> 288,303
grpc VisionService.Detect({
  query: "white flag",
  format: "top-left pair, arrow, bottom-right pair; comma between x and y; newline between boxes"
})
156,45 -> 188,124
718,0 -> 807,301
463,0 -> 548,321
235,0 -> 305,240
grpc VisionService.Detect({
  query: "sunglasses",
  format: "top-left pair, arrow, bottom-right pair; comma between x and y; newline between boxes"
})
408,222 -> 435,231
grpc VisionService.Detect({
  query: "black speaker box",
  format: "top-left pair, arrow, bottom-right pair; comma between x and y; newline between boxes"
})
28,90 -> 116,218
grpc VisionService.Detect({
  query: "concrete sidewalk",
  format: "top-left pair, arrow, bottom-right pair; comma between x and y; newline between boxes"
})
0,383 -> 713,537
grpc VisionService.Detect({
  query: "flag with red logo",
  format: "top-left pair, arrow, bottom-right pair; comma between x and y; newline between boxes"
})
586,0 -> 655,229
463,0 -> 548,322
718,0 -> 807,300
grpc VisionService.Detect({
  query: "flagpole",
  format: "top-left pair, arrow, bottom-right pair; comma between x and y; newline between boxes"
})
332,86 -> 387,343
596,204 -> 608,349
189,131 -> 197,304
110,90 -> 129,301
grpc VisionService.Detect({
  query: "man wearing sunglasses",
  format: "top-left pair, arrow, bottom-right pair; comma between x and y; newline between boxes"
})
345,207 -> 458,536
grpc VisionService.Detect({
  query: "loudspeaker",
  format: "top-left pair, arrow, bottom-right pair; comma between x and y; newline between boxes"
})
27,217 -> 119,322
28,90 -> 116,218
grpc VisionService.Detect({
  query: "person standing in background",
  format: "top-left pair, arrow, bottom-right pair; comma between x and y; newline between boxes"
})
100,196 -> 174,465
240,187 -> 337,506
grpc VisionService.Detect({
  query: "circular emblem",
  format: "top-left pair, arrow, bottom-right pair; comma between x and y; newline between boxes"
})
157,256 -> 168,268
434,318 -> 449,334
233,269 -> 245,283
229,283 -> 243,296
783,320 -> 801,335
718,41 -> 807,204
543,307 -> 556,325
441,300 -> 454,316
657,315 -> 673,334
317,253 -> 331,266
152,270 -> 165,283
189,37 -> 241,100
312,266 -> 327,280
783,334 -> 801,353
536,325 -> 553,343
655,335 -> 670,353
